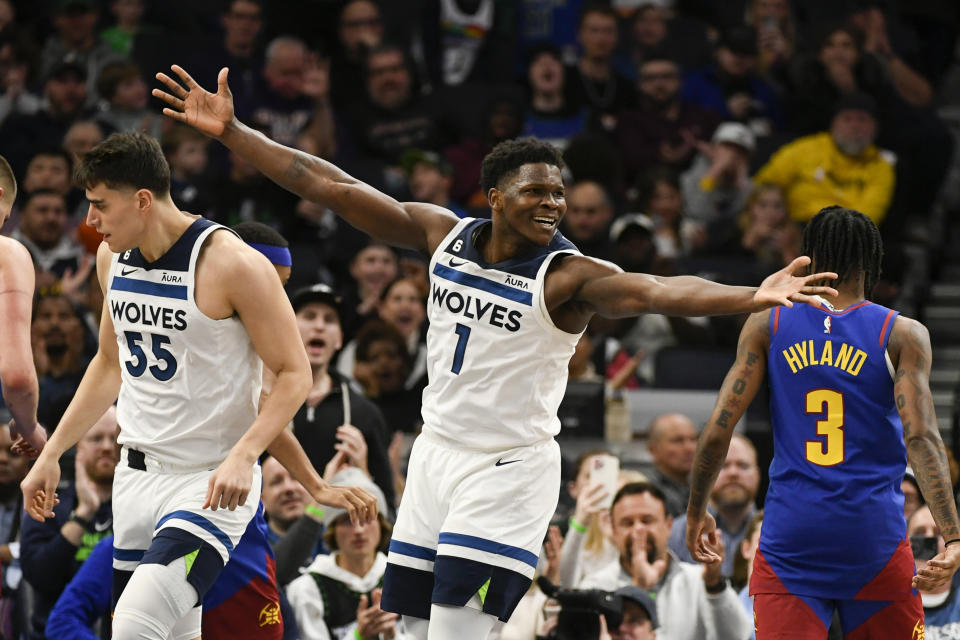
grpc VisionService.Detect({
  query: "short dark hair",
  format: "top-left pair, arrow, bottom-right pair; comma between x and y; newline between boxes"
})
579,2 -> 618,27
21,188 -> 66,210
74,132 -> 171,195
95,60 -> 142,102
231,222 -> 289,248
355,320 -> 412,370
27,147 -> 73,172
480,137 -> 564,194
800,205 -> 883,297
611,482 -> 668,517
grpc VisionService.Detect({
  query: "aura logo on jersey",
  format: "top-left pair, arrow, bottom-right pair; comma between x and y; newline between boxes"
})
110,299 -> 188,331
431,283 -> 522,332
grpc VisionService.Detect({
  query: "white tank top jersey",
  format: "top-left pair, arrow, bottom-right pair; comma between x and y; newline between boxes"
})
421,217 -> 583,451
107,218 -> 261,467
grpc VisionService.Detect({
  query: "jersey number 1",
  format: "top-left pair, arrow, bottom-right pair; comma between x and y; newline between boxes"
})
805,389 -> 845,466
451,323 -> 471,374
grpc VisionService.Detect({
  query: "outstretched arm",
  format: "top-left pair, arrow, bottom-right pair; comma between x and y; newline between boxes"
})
574,256 -> 837,318
889,317 -> 960,590
0,240 -> 42,448
153,66 -> 457,254
686,311 -> 769,562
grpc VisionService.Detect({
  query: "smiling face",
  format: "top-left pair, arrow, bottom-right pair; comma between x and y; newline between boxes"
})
491,163 -> 566,248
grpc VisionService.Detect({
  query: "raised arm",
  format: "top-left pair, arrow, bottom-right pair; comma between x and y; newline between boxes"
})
0,239 -> 42,448
686,311 -> 769,562
889,316 -> 960,590
573,256 -> 836,319
152,66 -> 457,254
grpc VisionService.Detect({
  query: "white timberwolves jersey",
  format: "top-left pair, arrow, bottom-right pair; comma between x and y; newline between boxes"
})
421,218 -> 583,450
107,218 -> 261,466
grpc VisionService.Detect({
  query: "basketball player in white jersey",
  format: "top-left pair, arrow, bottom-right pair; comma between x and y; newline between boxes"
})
0,154 -> 47,456
19,133 -> 377,640
154,65 -> 839,640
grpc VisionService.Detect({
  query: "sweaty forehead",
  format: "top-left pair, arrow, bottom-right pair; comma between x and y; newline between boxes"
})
506,163 -> 564,189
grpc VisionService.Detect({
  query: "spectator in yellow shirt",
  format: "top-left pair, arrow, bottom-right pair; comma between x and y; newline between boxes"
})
753,93 -> 894,225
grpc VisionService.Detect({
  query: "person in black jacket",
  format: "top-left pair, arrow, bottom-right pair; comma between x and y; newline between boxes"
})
289,283 -> 396,512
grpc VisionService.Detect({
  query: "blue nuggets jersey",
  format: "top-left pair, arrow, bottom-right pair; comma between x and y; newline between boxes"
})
755,300 -> 910,600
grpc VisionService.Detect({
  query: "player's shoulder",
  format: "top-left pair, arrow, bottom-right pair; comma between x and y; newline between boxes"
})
0,235 -> 31,269
201,226 -> 268,273
887,314 -> 929,353
547,253 -> 620,281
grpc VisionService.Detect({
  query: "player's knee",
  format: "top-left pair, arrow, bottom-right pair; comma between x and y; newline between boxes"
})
112,607 -> 170,640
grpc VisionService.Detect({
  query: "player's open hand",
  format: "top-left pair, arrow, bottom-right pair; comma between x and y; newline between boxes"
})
686,511 -> 723,565
20,454 -> 61,521
754,256 -> 839,311
153,65 -> 234,139
913,543 -> 960,591
204,453 -> 253,511
313,480 -> 378,527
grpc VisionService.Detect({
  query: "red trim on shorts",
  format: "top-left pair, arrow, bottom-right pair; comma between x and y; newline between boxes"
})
853,539 -> 917,601
773,307 -> 781,335
201,555 -> 282,640
754,593 -> 828,640
878,310 -> 896,345
750,550 -> 790,595
843,595 -> 923,640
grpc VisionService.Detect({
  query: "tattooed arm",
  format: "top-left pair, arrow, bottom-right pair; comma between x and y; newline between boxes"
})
888,316 -> 960,590
152,65 -> 457,254
686,310 -> 770,563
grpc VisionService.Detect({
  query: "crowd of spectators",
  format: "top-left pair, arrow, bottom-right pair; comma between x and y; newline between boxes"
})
0,0 -> 958,638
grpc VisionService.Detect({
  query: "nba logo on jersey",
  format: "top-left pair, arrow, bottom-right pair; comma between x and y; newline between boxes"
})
824,317 -> 831,334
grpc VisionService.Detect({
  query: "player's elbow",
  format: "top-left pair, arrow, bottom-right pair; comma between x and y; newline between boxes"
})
0,365 -> 37,395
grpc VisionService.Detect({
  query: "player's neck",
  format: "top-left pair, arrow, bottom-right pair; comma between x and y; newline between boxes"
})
137,204 -> 196,263
484,220 -> 538,263
829,286 -> 866,312
335,550 -> 375,578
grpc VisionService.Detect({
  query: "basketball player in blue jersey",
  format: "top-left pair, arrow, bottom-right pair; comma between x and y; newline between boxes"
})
686,206 -> 960,639
19,133 -> 378,640
0,155 -> 47,456
154,64 -> 838,640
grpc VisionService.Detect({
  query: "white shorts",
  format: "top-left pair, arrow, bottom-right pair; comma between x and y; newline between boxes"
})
382,433 -> 560,621
112,448 -> 261,573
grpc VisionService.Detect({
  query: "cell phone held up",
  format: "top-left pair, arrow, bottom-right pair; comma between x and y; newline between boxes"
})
589,454 -> 620,510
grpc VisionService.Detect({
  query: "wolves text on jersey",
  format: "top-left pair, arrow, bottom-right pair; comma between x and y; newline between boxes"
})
110,299 -> 188,331
431,283 -> 522,332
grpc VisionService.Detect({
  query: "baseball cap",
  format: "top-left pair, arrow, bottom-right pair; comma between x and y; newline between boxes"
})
614,586 -> 659,628
712,122 -> 756,153
46,58 -> 87,83
290,283 -> 342,315
610,213 -> 655,243
401,149 -> 452,176
322,467 -> 390,528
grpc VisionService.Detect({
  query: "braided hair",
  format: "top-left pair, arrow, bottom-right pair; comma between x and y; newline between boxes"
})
800,205 -> 883,298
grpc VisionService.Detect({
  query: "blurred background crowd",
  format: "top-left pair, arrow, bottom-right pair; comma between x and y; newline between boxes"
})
1,0 -> 960,638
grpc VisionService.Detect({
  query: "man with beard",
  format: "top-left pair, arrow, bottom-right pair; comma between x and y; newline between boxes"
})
31,294 -> 91,427
21,406 -> 118,640
614,55 -> 719,184
668,434 -> 760,578
753,93 -> 895,225
578,482 -> 750,640
12,190 -> 84,281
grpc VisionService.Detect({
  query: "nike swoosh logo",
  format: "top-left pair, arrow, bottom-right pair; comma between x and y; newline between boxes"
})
120,267 -> 138,276
94,520 -> 112,532
449,259 -> 467,268
495,458 -> 522,467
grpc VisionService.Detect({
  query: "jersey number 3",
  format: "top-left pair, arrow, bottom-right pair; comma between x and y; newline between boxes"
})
805,389 -> 845,466
124,331 -> 178,381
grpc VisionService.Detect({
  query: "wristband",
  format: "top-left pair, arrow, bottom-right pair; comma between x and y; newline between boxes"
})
945,538 -> 960,547
68,510 -> 94,532
705,577 -> 727,594
569,517 -> 587,534
353,629 -> 366,640
305,504 -> 324,520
